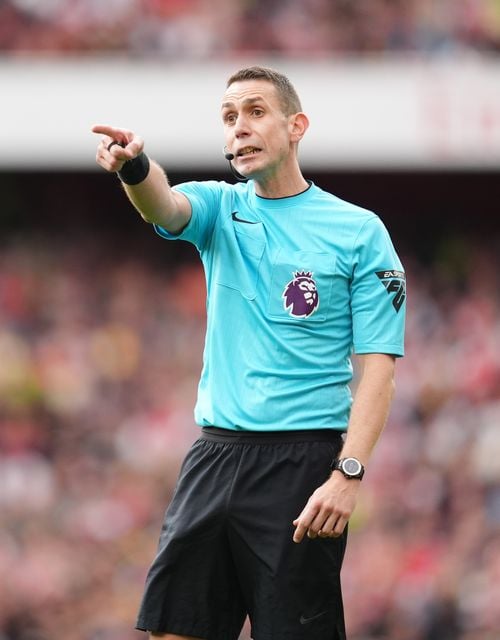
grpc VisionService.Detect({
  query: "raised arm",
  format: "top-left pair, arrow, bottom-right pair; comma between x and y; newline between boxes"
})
292,353 -> 396,542
92,124 -> 191,234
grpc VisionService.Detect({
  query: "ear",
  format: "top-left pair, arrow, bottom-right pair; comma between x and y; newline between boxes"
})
289,112 -> 309,143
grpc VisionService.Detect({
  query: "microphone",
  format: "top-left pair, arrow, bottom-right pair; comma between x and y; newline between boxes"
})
223,147 -> 247,182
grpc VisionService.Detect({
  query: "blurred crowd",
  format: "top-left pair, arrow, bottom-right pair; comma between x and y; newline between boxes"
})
0,0 -> 500,57
0,228 -> 499,640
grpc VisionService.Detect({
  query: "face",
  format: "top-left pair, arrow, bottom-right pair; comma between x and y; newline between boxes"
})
221,79 -> 296,180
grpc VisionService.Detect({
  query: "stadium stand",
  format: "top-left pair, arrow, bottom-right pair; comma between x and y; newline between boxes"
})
0,0 -> 500,56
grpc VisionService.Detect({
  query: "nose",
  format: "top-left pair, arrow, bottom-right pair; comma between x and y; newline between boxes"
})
234,113 -> 251,138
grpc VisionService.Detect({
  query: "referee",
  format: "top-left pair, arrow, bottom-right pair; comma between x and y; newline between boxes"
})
93,66 -> 406,640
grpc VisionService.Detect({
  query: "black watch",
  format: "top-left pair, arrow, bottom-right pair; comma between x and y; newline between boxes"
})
331,457 -> 365,480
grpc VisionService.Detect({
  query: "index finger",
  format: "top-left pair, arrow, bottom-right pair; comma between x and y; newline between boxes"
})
91,124 -> 130,144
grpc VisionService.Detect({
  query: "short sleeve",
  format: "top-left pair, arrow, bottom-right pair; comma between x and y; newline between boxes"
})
351,216 -> 406,356
154,180 -> 223,251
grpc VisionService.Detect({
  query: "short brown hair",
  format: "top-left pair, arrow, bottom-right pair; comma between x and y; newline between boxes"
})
226,66 -> 302,116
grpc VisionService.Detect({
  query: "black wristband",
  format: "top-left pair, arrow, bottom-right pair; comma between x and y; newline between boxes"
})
117,152 -> 150,185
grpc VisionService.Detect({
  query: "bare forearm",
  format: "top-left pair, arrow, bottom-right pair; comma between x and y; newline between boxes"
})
123,160 -> 188,232
340,353 -> 396,465
292,353 -> 396,542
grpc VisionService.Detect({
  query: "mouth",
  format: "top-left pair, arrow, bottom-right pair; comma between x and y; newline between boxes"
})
236,146 -> 262,158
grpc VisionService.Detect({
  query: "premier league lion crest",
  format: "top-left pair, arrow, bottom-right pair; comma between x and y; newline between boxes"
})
282,271 -> 320,318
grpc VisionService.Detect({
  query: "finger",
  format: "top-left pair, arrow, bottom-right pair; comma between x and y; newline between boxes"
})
107,136 -> 144,163
95,154 -> 121,173
307,510 -> 329,536
331,515 -> 348,538
96,136 -> 118,160
318,512 -> 340,537
96,160 -> 115,174
93,125 -> 137,159
106,141 -> 130,162
106,140 -> 124,153
293,512 -> 315,543
91,124 -> 130,143
124,137 -> 144,160
96,146 -> 127,173
292,520 -> 309,544
98,145 -> 132,171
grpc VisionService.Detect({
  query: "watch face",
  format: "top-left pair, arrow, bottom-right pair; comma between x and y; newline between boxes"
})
343,458 -> 362,476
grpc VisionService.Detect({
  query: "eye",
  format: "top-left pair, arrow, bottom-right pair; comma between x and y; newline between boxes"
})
252,108 -> 264,117
223,112 -> 237,125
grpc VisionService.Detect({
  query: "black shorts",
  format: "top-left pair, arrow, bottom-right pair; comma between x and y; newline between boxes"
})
136,427 -> 347,640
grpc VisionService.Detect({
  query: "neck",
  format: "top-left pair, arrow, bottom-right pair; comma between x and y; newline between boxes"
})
253,170 -> 309,199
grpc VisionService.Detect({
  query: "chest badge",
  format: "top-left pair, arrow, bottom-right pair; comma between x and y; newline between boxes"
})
282,271 -> 320,318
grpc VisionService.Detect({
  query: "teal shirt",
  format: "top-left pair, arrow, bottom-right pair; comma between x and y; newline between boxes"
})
155,180 -> 406,431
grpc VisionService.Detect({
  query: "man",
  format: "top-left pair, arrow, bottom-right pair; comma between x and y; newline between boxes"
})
92,66 -> 405,640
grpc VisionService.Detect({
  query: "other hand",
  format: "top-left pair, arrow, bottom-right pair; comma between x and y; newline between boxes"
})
292,473 -> 360,543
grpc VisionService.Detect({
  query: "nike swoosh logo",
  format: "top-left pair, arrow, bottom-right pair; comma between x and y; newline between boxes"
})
299,610 -> 328,625
231,211 -> 258,224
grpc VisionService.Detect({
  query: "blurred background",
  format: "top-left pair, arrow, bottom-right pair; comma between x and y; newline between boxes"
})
1,1 -> 500,639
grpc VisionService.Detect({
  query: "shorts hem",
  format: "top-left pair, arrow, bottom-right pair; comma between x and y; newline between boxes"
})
136,618 -> 238,640
135,619 -> 209,637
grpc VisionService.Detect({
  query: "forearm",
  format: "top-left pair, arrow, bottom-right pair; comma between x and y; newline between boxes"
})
123,160 -> 190,233
340,353 -> 396,466
292,353 -> 397,542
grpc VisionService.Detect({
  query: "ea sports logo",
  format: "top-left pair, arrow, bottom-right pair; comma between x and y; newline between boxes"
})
282,271 -> 320,318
